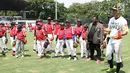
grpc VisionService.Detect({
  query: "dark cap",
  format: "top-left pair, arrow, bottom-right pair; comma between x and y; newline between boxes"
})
17,24 -> 23,29
1,23 -> 4,25
11,22 -> 16,25
36,19 -> 42,23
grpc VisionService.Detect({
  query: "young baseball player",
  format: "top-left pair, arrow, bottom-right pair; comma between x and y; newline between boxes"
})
44,17 -> 54,53
74,19 -> 84,58
1,23 -> 8,52
15,24 -> 27,58
10,22 -> 17,56
54,20 -> 61,46
55,23 -> 65,57
65,20 -> 77,61
80,25 -> 88,58
33,19 -> 43,53
35,22 -> 47,59
104,5 -> 129,73
0,23 -> 6,56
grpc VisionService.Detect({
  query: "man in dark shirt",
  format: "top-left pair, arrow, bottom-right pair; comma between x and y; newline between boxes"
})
87,16 -> 104,63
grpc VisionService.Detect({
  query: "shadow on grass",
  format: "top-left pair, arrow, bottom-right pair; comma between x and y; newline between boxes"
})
24,54 -> 31,57
0,55 -> 6,57
77,52 -> 81,55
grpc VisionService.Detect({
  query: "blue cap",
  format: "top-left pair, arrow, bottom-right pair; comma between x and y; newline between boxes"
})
17,24 -> 23,29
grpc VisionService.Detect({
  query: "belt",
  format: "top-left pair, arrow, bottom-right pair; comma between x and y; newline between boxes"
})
82,38 -> 86,40
66,38 -> 72,40
59,38 -> 63,40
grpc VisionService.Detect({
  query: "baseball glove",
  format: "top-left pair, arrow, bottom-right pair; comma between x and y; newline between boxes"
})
101,40 -> 106,49
73,42 -> 78,48
112,30 -> 122,39
23,39 -> 27,44
44,40 -> 50,48
12,41 -> 16,47
5,38 -> 8,44
63,42 -> 66,48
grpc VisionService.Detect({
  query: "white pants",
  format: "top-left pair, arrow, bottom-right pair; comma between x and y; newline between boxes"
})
66,39 -> 76,56
106,38 -> 122,63
55,39 -> 64,56
47,34 -> 53,51
37,40 -> 45,56
2,36 -> 7,49
10,37 -> 16,51
0,38 -> 5,51
54,35 -> 57,46
80,39 -> 88,57
34,40 -> 37,51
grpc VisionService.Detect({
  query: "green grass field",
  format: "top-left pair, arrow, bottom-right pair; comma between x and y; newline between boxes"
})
0,31 -> 130,73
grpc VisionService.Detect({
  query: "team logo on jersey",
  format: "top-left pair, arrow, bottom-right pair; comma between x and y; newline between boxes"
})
110,22 -> 122,30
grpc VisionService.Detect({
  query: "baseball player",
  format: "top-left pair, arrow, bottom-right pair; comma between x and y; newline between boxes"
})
54,19 -> 61,46
104,5 -> 129,73
55,23 -> 65,57
74,19 -> 84,58
15,24 -> 27,58
0,23 -> 6,56
65,20 -> 77,61
1,23 -> 8,52
33,19 -> 43,53
9,22 -> 17,56
80,24 -> 88,58
35,22 -> 47,59
44,17 -> 54,53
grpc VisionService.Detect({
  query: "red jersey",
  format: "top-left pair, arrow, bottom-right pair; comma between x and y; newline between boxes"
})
16,30 -> 26,40
81,30 -> 87,39
36,29 -> 46,40
65,27 -> 74,39
10,27 -> 16,37
74,25 -> 83,36
32,25 -> 37,31
54,24 -> 61,35
45,23 -> 54,34
0,27 -> 5,37
2,26 -> 6,34
57,29 -> 65,39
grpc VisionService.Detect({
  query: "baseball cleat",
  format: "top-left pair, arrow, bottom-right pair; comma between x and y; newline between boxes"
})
2,51 -> 6,56
74,57 -> 78,61
68,57 -> 71,60
15,55 -> 18,58
21,55 -> 24,58
106,66 -> 116,72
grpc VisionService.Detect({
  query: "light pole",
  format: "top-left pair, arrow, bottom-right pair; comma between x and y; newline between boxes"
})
55,0 -> 58,20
